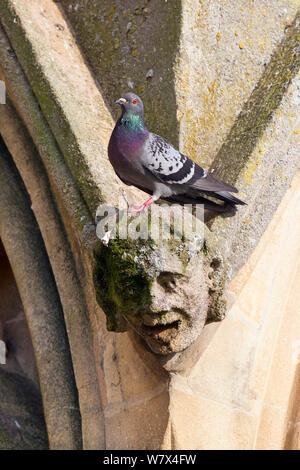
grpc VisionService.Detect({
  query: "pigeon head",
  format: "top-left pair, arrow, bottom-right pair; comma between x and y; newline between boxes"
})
115,92 -> 144,117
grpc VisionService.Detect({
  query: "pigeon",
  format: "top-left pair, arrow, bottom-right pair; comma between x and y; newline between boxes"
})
108,92 -> 245,213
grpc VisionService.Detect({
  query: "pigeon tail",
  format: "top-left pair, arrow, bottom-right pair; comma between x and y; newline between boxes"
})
209,191 -> 246,206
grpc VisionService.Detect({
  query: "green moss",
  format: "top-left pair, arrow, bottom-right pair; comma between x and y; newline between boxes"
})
93,238 -> 154,331
201,239 -> 208,256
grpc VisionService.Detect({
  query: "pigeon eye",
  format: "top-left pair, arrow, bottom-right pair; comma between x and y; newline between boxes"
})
132,99 -> 138,104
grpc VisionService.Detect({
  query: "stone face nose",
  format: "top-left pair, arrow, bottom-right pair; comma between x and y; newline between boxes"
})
149,280 -> 171,314
147,273 -> 182,317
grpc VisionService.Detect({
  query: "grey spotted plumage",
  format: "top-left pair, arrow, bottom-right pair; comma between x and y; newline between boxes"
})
108,92 -> 245,212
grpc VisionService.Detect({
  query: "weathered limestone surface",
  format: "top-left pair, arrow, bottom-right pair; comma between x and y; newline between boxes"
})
0,0 -> 299,450
61,0 -> 299,166
209,14 -> 300,276
0,145 -> 82,450
61,0 -> 181,146
168,170 -> 300,449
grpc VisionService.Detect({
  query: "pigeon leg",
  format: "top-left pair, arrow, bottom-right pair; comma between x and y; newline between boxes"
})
130,195 -> 158,214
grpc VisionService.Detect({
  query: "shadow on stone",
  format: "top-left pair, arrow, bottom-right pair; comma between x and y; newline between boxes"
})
60,0 -> 182,147
0,369 -> 48,450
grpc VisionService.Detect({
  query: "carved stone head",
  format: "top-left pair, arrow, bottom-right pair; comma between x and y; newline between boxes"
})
94,206 -> 228,355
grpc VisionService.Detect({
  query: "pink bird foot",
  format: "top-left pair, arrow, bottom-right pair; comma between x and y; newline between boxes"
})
130,196 -> 155,214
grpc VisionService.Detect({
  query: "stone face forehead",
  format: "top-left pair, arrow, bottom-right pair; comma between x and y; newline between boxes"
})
129,205 -> 207,278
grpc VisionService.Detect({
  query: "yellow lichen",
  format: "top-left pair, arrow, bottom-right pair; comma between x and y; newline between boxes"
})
277,169 -> 283,179
183,77 -> 219,166
243,157 -> 261,185
208,79 -> 217,94
107,6 -> 115,19
239,41 -> 245,49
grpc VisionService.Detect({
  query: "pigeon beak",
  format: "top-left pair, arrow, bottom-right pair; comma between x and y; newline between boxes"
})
115,98 -> 127,106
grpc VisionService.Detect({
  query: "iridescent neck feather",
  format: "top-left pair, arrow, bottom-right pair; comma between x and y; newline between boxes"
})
119,111 -> 146,133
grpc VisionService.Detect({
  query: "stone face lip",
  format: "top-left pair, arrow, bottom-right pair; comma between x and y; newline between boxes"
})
142,320 -> 180,338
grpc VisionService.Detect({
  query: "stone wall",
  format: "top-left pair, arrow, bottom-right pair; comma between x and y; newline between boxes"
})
0,0 -> 299,450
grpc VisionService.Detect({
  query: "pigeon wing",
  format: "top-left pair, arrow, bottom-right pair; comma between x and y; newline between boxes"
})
142,134 -> 238,193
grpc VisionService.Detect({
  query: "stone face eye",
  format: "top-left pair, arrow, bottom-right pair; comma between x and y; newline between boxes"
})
132,98 -> 138,104
157,272 -> 177,292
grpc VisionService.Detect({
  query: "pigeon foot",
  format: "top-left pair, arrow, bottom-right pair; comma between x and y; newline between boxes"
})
129,196 -> 155,215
